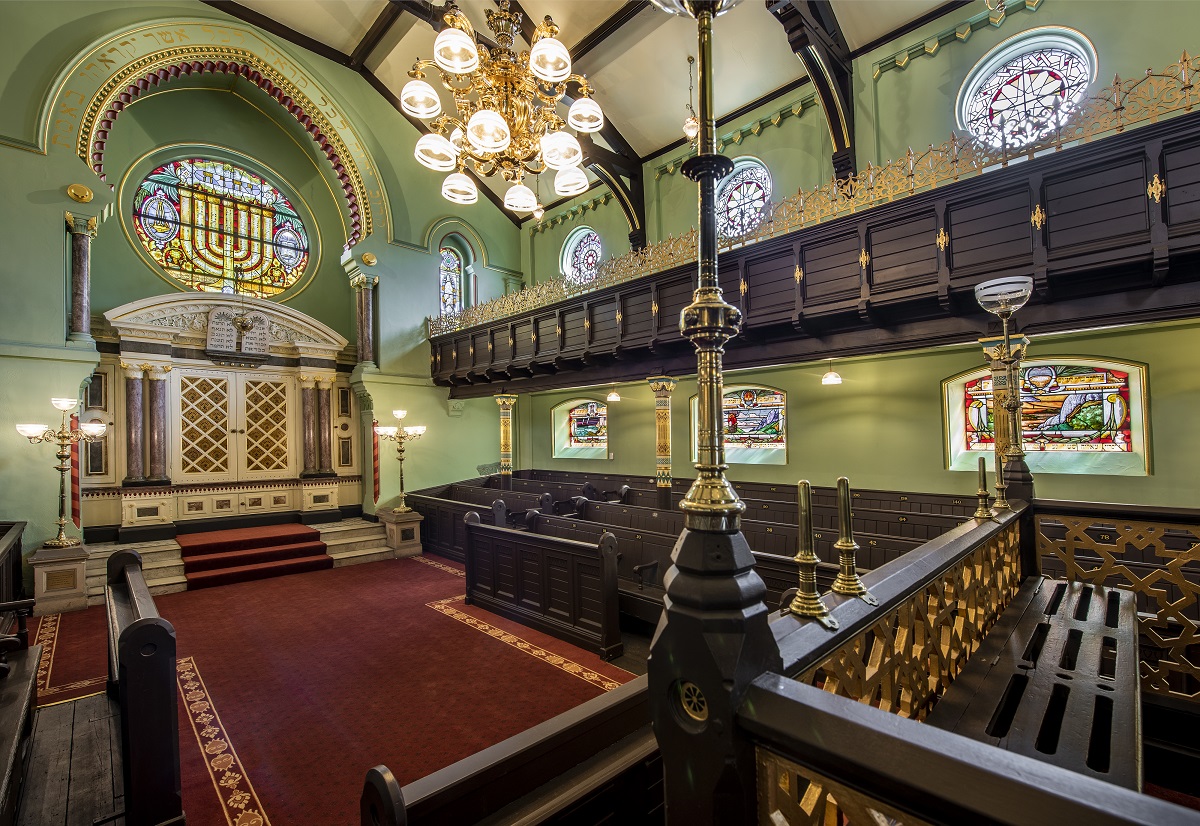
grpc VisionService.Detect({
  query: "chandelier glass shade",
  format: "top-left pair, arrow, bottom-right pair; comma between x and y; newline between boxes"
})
404,1 -> 603,213
554,166 -> 589,197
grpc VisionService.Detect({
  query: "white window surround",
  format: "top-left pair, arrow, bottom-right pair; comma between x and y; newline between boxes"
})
552,398 -> 608,460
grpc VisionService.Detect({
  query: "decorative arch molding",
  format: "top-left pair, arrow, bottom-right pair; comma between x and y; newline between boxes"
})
41,19 -> 385,246
422,217 -> 496,272
104,292 -> 348,358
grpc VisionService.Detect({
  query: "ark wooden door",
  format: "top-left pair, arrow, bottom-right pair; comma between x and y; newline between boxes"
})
172,368 -> 297,484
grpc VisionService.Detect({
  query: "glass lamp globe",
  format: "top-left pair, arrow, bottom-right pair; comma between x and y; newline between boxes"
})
606,389 -> 621,402
821,369 -> 842,386
540,131 -> 582,170
504,183 -> 538,213
51,398 -> 78,411
567,97 -> 604,133
442,172 -> 478,205
80,421 -> 107,437
449,127 -> 465,151
529,36 -> 572,83
533,203 -> 545,221
554,166 -> 589,197
393,409 -> 407,420
15,423 -> 49,439
400,79 -> 442,119
374,425 -> 398,437
975,276 -> 1033,317
433,27 -> 479,74
404,425 -> 427,437
466,109 -> 511,154
414,133 -> 458,172
683,115 -> 700,142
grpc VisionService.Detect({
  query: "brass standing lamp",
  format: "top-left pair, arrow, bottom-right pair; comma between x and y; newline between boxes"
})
975,276 -> 1033,508
16,398 -> 106,548
373,409 -> 426,513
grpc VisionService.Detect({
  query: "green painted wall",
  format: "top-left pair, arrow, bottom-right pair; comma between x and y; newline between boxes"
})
521,321 -> 1200,509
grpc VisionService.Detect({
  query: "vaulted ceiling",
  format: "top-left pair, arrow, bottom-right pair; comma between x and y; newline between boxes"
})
209,0 -> 963,219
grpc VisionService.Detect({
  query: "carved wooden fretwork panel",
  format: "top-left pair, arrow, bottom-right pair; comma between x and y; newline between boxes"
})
179,376 -> 231,476
243,380 -> 289,473
798,521 -> 1022,721
1036,513 -> 1200,702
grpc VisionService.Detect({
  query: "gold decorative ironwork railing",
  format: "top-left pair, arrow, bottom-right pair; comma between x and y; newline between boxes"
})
1035,511 -> 1200,703
428,51 -> 1200,338
795,519 -> 1021,721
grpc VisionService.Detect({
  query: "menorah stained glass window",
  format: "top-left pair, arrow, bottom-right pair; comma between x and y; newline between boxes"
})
440,247 -> 463,316
957,30 -> 1096,149
964,363 -> 1133,453
561,227 -> 602,285
567,401 -> 607,448
723,386 -> 785,449
717,158 -> 772,240
132,158 -> 310,297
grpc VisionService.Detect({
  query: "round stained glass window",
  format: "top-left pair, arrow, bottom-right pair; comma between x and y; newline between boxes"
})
717,158 -> 772,241
131,157 -> 311,297
957,28 -> 1097,149
561,227 -> 603,285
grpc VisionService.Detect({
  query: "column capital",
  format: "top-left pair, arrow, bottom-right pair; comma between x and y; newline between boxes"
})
118,361 -> 146,380
494,394 -> 518,411
298,374 -> 318,389
350,273 -> 379,290
647,375 -> 678,395
64,211 -> 98,237
315,374 -> 337,389
143,363 -> 173,381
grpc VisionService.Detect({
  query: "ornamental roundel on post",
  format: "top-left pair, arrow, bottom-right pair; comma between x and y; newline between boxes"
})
957,28 -> 1097,149
716,158 -> 772,241
132,158 -> 311,298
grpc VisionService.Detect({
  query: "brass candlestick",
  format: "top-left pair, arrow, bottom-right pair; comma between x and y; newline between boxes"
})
16,399 -> 106,549
830,476 -> 877,605
789,481 -> 837,628
373,409 -> 426,513
973,455 -> 994,519
993,456 -> 1010,511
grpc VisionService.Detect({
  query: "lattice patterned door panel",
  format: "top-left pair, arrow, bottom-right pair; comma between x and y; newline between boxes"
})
177,373 -> 234,482
240,377 -> 292,477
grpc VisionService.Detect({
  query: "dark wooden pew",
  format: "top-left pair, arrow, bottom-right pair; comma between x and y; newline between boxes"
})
105,549 -> 184,826
463,513 -> 623,660
444,484 -> 551,515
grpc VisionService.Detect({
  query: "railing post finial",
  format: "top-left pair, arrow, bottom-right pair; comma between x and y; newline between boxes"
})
830,477 -> 877,605
789,480 -> 838,628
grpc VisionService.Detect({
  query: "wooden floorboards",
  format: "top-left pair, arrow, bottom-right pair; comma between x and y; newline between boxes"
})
17,693 -> 123,826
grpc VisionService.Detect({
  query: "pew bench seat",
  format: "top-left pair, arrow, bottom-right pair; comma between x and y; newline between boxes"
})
926,577 -> 1141,790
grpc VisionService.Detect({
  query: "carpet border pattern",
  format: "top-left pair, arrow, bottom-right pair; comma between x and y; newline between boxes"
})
177,655 -> 272,826
426,596 -> 623,691
410,555 -> 465,578
33,613 -> 106,704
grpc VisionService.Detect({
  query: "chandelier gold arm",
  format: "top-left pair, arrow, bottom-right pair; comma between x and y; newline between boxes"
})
442,5 -> 476,39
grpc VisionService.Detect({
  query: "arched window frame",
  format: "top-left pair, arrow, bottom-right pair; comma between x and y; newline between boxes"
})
559,226 -> 603,286
552,398 -> 608,459
716,157 -> 773,242
125,152 -> 319,299
437,233 -> 476,315
955,27 -> 1098,149
439,246 -> 464,317
942,356 -> 1147,476
690,384 -> 787,466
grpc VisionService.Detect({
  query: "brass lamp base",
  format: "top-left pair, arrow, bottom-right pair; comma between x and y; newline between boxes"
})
42,536 -> 82,549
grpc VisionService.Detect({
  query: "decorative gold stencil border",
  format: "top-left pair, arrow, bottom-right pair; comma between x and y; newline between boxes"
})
426,596 -> 626,691
177,656 -> 272,826
31,613 -> 108,703
410,555 -> 465,578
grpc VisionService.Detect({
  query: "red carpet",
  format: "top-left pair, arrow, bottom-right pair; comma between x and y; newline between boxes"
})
177,523 -> 332,588
29,555 -> 635,825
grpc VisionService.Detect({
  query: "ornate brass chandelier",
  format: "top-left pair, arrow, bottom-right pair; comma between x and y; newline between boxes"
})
401,1 -> 605,213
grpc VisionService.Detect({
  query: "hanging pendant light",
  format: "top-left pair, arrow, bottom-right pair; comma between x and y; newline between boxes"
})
529,33 -> 571,83
568,97 -> 604,133
606,386 -> 621,402
504,181 -> 538,213
821,359 -> 842,386
532,174 -> 545,221
433,26 -> 479,74
554,166 -> 589,197
414,133 -> 459,171
682,55 -> 700,145
400,79 -> 442,119
442,171 -> 478,204
540,131 -> 583,170
466,109 -> 511,154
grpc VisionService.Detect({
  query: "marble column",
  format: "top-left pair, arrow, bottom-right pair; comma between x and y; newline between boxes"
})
65,212 -> 97,342
299,375 -> 318,476
145,365 -> 171,484
351,273 -> 378,367
317,377 -> 334,476
647,376 -> 678,510
121,362 -> 146,485
494,394 -> 518,490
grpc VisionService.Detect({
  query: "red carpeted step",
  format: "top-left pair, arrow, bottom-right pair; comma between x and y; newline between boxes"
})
177,524 -> 319,557
183,541 -> 329,573
185,555 -> 333,590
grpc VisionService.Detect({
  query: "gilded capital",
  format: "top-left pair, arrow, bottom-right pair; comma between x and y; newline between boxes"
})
65,211 -> 99,238
494,394 -> 518,411
349,273 -> 378,290
647,375 -> 678,395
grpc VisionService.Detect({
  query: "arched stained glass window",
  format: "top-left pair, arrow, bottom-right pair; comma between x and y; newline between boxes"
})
439,247 -> 463,316
560,227 -> 602,285
132,158 -> 310,297
944,358 -> 1147,476
957,29 -> 1096,149
567,401 -> 607,448
723,386 -> 785,450
717,158 -> 772,241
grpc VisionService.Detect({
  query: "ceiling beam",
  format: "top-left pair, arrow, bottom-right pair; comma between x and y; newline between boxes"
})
569,1 -> 652,65
350,4 -> 405,70
767,0 -> 856,178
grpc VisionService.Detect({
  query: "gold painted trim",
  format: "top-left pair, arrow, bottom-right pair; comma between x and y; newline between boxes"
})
1031,205 -> 1046,230
427,596 -> 628,690
177,656 -> 272,825
117,141 -> 324,303
858,248 -> 870,269
936,227 -> 949,251
37,690 -> 106,709
1147,173 -> 1166,203
410,555 -> 465,577
33,613 -> 59,694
